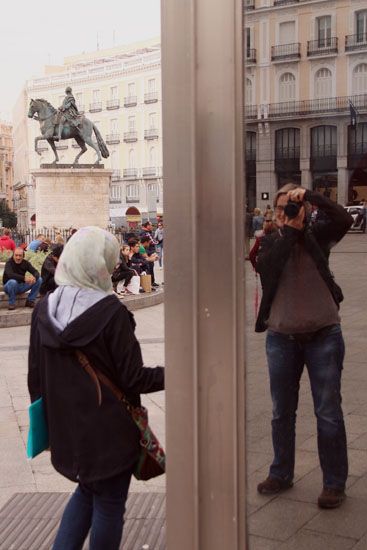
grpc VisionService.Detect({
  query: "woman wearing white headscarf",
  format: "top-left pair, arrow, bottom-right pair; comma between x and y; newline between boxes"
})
28,227 -> 164,550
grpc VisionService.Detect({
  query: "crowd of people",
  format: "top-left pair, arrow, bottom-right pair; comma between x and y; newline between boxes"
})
0,220 -> 164,309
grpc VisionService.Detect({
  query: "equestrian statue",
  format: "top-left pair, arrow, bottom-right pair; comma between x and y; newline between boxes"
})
28,87 -> 109,164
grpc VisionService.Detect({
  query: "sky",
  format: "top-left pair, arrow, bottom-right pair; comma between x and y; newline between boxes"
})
0,0 -> 161,120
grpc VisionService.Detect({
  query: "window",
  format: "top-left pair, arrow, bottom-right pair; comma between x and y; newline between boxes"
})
279,73 -> 296,102
275,128 -> 300,159
349,122 -> 367,155
311,126 -> 337,157
128,83 -> 136,96
93,90 -> 100,102
353,63 -> 367,94
110,119 -> 118,133
129,149 -> 135,168
316,16 -> 331,47
111,185 -> 122,200
126,184 -> 139,200
279,21 -> 295,45
356,10 -> 367,41
110,86 -> 118,99
245,27 -> 251,56
149,113 -> 157,129
314,68 -> 332,99
245,132 -> 256,161
128,116 -> 136,131
148,79 -> 156,92
245,78 -> 253,105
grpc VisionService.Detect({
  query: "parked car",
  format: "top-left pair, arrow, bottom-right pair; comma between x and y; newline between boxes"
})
344,205 -> 366,232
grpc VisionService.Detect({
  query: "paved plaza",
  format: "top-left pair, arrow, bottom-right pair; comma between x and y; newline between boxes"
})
0,233 -> 366,548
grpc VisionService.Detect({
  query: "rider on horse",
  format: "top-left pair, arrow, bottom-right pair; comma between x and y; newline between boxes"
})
57,87 -> 82,141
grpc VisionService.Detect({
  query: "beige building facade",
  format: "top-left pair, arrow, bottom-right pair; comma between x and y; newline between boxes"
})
0,122 -> 14,210
12,38 -> 163,229
245,0 -> 367,209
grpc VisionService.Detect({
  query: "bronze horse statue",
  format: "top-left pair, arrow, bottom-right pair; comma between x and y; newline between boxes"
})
28,98 -> 109,164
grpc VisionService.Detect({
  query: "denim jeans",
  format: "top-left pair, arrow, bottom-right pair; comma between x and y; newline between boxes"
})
52,469 -> 133,550
266,325 -> 348,490
3,277 -> 43,305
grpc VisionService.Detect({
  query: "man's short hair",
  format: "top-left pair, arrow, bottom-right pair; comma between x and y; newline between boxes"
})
3,229 -> 10,236
142,221 -> 151,228
36,233 -> 44,239
13,247 -> 24,257
128,238 -> 139,247
140,236 -> 151,245
273,183 -> 301,207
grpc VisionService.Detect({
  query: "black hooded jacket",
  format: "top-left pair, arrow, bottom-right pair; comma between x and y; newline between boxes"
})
28,294 -> 164,483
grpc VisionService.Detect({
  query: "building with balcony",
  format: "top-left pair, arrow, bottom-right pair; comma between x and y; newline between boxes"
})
244,0 -> 367,209
0,122 -> 14,212
12,37 -> 163,228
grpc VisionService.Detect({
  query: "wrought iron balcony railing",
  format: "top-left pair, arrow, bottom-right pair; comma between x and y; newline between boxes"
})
144,129 -> 159,140
244,0 -> 255,10
56,143 -> 68,150
144,92 -> 158,103
124,96 -> 137,107
307,37 -> 338,57
267,94 -> 367,119
106,99 -> 120,110
245,105 -> 258,120
111,170 -> 121,181
271,43 -> 301,62
274,0 -> 299,5
106,134 -> 120,144
143,166 -> 160,178
89,102 -> 102,112
123,168 -> 138,179
311,144 -> 337,158
123,131 -> 138,142
246,49 -> 256,64
345,33 -> 367,52
275,146 -> 300,159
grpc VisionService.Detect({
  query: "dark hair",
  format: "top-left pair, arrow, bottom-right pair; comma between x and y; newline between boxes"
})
140,236 -> 150,245
51,244 -> 64,258
142,221 -> 151,228
128,238 -> 139,247
3,229 -> 10,236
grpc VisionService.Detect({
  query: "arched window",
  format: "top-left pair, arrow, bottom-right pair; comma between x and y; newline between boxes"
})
245,78 -> 252,105
353,63 -> 367,94
129,149 -> 135,168
275,128 -> 300,159
314,68 -> 332,99
279,73 -> 296,102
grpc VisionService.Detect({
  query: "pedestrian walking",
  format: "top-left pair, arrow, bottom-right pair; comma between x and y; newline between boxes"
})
154,221 -> 164,268
27,226 -> 165,549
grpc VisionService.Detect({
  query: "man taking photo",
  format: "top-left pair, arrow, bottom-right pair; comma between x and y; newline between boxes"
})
256,184 -> 353,509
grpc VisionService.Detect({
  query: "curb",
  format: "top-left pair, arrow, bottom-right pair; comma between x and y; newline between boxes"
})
0,289 -> 164,328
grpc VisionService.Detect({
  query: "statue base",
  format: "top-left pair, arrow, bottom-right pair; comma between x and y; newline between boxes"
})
32,168 -> 112,229
40,163 -> 104,169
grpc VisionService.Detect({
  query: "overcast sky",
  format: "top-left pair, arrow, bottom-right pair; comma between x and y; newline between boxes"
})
0,0 -> 161,120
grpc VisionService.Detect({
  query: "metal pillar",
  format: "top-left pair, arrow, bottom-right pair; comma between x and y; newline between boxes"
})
161,0 -> 246,549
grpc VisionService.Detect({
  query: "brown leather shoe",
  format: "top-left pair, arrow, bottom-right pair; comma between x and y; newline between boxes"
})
318,487 -> 346,509
25,300 -> 35,308
8,304 -> 16,311
257,476 -> 293,495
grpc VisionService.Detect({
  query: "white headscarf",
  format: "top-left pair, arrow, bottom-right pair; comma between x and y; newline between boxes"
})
55,226 -> 120,294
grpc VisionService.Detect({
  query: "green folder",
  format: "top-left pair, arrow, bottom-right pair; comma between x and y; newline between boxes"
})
26,397 -> 49,459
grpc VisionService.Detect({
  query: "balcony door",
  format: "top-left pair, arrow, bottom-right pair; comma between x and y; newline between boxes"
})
316,15 -> 331,47
279,21 -> 295,45
356,10 -> 367,42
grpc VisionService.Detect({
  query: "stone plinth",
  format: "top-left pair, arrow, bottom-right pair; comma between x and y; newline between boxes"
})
32,168 -> 112,229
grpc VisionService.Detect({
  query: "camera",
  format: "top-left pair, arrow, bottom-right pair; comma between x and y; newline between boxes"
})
284,201 -> 303,219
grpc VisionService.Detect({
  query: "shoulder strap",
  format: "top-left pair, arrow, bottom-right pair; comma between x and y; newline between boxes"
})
75,350 -> 133,413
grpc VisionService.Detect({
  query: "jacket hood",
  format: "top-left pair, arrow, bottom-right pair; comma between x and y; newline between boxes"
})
36,292 -> 122,350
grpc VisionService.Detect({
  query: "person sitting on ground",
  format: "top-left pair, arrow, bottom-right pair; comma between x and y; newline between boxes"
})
27,234 -> 45,252
127,238 -> 150,275
140,236 -> 159,287
0,229 -> 16,252
111,245 -> 136,293
38,238 -> 52,253
3,248 -> 42,310
27,226 -> 164,550
252,208 -> 264,235
39,244 -> 64,296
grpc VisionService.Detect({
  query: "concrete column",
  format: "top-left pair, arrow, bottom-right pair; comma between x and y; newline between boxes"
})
300,158 -> 312,190
162,0 -> 246,549
337,157 -> 349,205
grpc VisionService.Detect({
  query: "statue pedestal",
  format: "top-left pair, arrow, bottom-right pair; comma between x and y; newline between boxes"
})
31,168 -> 112,229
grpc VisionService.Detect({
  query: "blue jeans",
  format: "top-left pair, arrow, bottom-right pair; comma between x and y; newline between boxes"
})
3,277 -> 42,305
53,469 -> 133,550
266,325 -> 348,490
